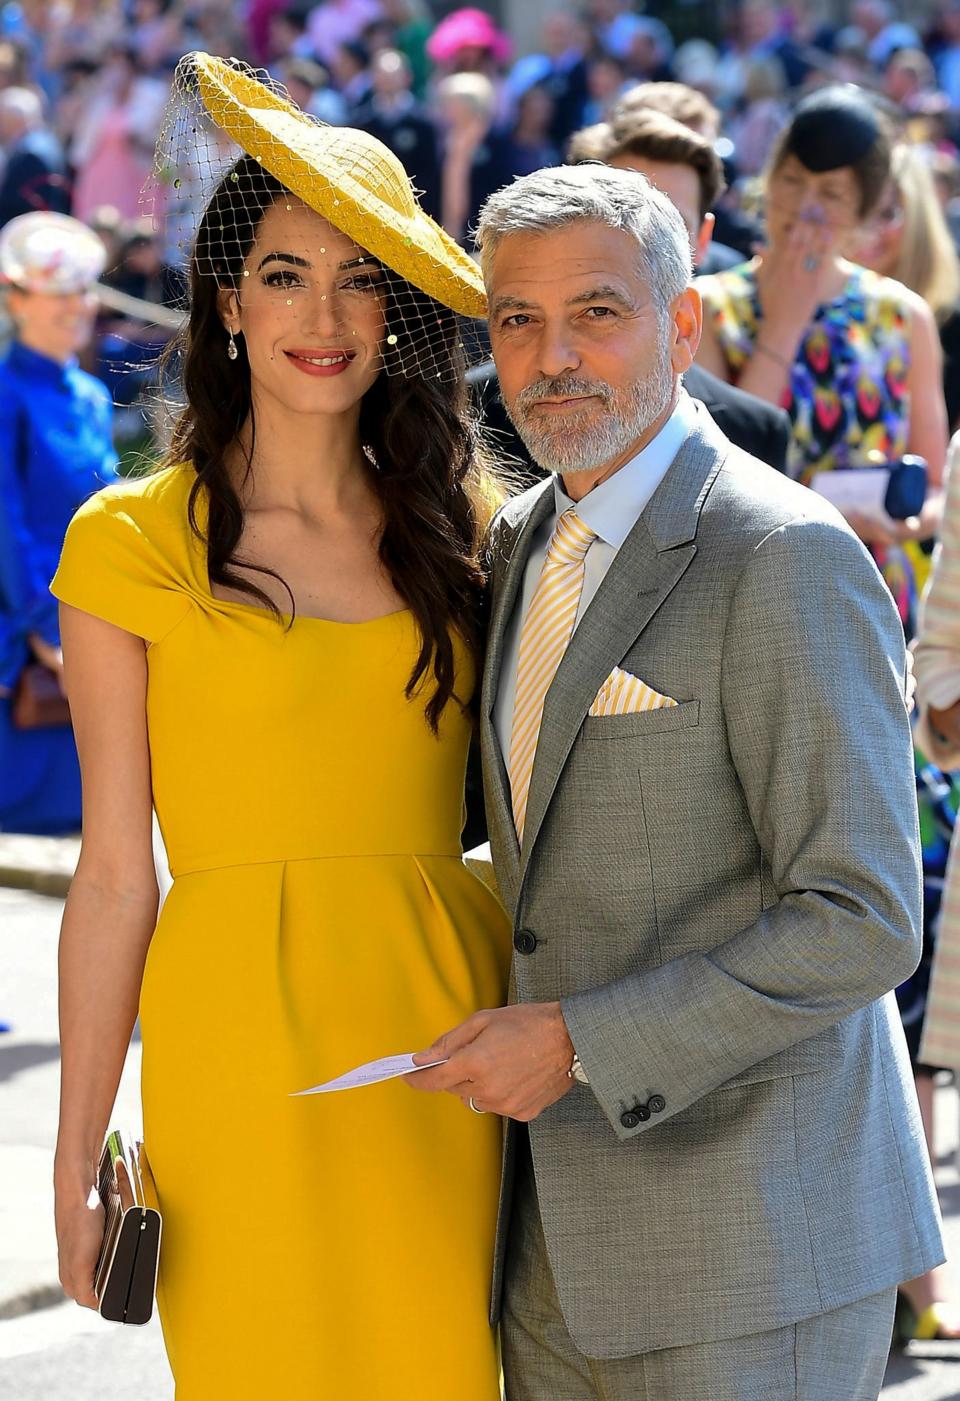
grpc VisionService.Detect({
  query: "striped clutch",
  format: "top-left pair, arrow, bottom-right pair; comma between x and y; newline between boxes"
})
589,667 -> 677,717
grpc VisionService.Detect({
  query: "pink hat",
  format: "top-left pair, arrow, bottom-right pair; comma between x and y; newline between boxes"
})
427,8 -> 511,65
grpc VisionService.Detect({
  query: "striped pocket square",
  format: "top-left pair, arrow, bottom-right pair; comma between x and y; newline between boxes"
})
589,667 -> 678,717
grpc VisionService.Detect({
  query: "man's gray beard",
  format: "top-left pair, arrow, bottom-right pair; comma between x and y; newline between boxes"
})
505,353 -> 675,476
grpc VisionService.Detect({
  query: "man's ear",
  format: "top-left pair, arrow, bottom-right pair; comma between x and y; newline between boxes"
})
217,286 -> 240,333
670,286 -> 702,374
694,213 -> 715,271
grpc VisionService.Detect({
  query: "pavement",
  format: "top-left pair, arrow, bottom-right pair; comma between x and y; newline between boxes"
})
1,838 -> 959,1398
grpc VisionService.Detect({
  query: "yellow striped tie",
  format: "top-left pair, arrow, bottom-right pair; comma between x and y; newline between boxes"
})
509,509 -> 597,840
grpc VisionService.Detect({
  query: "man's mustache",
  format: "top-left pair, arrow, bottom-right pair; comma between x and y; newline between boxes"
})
512,376 -> 615,414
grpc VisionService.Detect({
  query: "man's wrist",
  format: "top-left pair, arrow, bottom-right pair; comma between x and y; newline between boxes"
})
555,1003 -> 588,1084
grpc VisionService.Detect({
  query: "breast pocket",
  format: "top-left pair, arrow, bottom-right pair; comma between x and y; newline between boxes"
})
581,699 -> 700,741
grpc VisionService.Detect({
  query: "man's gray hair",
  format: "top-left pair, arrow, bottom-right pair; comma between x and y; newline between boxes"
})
475,163 -> 692,324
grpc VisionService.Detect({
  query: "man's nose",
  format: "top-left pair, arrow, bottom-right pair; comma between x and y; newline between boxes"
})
536,321 -> 580,379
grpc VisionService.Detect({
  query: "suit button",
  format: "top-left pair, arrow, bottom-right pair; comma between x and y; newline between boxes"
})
621,1103 -> 650,1129
514,929 -> 538,955
648,1095 -> 666,1114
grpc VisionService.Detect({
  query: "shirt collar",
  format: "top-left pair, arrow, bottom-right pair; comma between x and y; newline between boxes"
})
8,340 -> 76,383
551,389 -> 697,548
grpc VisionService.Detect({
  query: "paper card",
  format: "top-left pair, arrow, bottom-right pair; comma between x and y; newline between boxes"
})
809,467 -> 889,515
291,1052 -> 448,1096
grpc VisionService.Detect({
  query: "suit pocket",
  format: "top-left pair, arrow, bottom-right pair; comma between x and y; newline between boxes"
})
581,699 -> 700,740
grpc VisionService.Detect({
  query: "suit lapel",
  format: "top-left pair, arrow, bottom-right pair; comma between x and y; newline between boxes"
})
518,416 -> 728,880
480,479 -> 555,878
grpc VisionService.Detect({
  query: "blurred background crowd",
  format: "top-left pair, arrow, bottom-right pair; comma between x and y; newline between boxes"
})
1,0 -> 960,452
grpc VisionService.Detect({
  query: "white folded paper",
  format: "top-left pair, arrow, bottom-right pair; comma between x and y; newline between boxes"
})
291,1052 -> 447,1096
809,467 -> 889,516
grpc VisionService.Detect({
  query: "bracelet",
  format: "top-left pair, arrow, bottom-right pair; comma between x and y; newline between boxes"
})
754,340 -> 792,370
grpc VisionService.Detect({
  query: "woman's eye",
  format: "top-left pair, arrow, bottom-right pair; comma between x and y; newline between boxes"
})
263,269 -> 303,289
341,273 -> 386,292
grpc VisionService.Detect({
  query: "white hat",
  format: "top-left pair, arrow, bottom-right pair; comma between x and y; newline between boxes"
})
0,212 -> 106,294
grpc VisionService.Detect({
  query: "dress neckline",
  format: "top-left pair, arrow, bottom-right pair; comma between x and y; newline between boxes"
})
206,591 -> 412,627
166,464 -> 413,627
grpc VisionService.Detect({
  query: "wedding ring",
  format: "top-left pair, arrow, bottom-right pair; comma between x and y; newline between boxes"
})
468,1097 -> 487,1115
803,255 -> 820,273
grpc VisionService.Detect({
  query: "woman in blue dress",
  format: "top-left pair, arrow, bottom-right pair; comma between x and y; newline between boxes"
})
0,211 -> 117,833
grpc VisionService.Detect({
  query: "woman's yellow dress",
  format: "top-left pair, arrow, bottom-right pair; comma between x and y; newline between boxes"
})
51,464 -> 511,1400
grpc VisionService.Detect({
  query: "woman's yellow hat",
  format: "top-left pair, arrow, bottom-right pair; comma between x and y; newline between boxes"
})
187,52 -> 487,320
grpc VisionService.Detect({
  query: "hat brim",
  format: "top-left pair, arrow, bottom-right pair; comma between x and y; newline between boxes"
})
192,54 -> 488,320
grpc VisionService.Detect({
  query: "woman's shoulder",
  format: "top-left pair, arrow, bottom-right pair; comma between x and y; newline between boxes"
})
73,462 -> 194,531
53,463 -> 201,641
849,263 -> 924,320
67,462 -> 199,572
696,262 -> 758,339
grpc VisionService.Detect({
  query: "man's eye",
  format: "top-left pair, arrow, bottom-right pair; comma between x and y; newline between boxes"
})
264,269 -> 303,288
584,306 -> 615,318
502,314 -> 531,328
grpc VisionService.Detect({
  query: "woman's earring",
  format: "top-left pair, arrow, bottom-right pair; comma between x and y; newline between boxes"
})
227,330 -> 238,361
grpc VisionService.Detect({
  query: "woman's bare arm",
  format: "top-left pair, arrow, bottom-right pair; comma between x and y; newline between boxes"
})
54,601 -> 159,1307
907,292 -> 949,486
886,292 -> 950,543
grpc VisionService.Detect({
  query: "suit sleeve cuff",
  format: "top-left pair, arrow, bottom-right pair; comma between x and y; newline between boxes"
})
561,987 -> 668,1142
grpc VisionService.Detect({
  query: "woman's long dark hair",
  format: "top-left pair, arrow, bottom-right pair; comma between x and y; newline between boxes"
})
162,156 -> 498,731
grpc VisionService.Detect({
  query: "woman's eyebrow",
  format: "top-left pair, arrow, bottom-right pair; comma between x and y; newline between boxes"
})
254,252 -> 385,273
256,252 -> 311,271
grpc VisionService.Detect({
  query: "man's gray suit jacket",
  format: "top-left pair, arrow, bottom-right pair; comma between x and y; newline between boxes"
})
480,405 -> 944,1361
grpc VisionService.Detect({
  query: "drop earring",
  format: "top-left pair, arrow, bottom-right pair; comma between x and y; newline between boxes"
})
227,330 -> 238,361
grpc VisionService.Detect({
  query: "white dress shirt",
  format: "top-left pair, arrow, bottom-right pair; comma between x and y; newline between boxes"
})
493,391 -> 697,761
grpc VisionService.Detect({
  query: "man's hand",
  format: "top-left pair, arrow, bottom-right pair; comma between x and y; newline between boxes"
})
405,1003 -> 577,1121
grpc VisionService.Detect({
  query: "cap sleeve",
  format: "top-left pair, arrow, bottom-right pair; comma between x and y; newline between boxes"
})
51,479 -> 195,644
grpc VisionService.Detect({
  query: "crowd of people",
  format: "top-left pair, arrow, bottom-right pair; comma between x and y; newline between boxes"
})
3,3 -> 960,302
4,1 -> 960,1392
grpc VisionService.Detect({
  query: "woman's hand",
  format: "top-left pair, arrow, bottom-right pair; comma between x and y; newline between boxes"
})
754,212 -> 841,345
841,505 -> 901,547
27,632 -> 64,678
55,1182 -> 103,1310
892,493 -> 943,542
841,490 -> 942,547
928,699 -> 960,750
